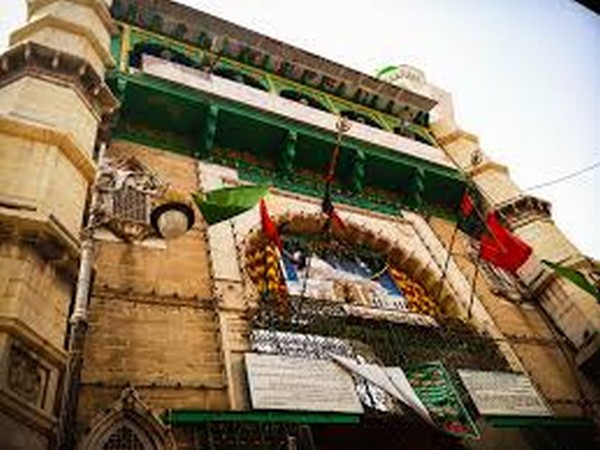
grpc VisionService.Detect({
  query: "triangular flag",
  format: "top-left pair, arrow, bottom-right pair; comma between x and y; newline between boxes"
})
480,213 -> 532,273
193,184 -> 269,225
457,191 -> 485,238
460,192 -> 474,217
260,199 -> 282,250
330,208 -> 346,231
542,260 -> 600,302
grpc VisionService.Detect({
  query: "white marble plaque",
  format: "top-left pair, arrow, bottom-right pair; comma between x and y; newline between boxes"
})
245,353 -> 363,413
458,370 -> 552,416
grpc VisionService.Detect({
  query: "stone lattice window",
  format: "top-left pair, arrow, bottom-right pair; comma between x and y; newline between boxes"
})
102,426 -> 147,450
112,186 -> 149,223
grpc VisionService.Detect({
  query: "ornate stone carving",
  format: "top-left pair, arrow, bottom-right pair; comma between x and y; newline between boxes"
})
497,195 -> 552,229
94,157 -> 168,242
7,345 -> 43,405
81,387 -> 176,450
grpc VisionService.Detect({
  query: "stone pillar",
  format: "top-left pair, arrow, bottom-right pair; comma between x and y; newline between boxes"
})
0,1 -> 117,448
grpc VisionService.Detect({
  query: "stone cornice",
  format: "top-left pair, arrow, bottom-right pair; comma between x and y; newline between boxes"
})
496,194 -> 552,229
0,42 -> 118,119
0,388 -> 56,435
0,317 -> 68,368
468,160 -> 510,177
112,1 -> 438,113
0,114 -> 96,182
10,14 -> 115,68
0,208 -> 82,267
27,0 -> 117,36
435,128 -> 480,147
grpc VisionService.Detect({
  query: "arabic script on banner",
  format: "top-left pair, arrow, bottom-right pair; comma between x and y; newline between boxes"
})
406,361 -> 479,439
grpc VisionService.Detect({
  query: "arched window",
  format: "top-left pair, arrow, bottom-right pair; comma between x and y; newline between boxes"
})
244,218 -> 441,318
101,424 -> 148,450
81,388 -> 175,450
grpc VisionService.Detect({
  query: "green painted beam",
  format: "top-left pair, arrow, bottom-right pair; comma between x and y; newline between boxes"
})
279,129 -> 297,175
108,71 -> 467,216
110,71 -> 462,181
409,167 -> 426,209
198,103 -> 219,157
485,415 -> 595,429
350,148 -> 366,194
162,410 -> 361,425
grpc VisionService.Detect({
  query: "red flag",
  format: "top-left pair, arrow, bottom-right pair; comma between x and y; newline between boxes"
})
480,213 -> 532,273
331,209 -> 346,231
460,192 -> 474,217
259,199 -> 282,250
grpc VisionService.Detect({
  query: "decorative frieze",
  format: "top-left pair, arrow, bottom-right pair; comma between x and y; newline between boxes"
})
111,1 -> 437,116
7,345 -> 48,407
497,195 -> 552,229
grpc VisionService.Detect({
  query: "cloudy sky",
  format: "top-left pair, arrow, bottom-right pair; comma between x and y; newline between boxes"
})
1,0 -> 599,257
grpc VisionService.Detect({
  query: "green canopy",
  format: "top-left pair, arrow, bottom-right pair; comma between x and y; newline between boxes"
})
193,184 -> 270,226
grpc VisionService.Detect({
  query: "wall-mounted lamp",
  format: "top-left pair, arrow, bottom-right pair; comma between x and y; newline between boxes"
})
151,201 -> 195,239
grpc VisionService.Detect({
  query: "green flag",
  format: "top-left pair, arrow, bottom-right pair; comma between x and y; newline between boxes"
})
542,260 -> 600,302
193,184 -> 269,225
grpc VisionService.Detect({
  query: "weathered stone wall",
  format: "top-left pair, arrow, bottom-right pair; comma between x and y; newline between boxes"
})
0,241 -> 69,449
0,0 -> 115,445
78,141 -> 228,431
0,242 -> 72,351
429,217 -> 600,418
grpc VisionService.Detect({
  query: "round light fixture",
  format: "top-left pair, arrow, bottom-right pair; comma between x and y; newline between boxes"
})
150,202 -> 195,239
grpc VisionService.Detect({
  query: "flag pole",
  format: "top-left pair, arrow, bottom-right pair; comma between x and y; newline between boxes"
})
433,136 -> 524,314
467,252 -> 482,319
435,134 -> 595,419
434,214 -> 461,302
321,117 -> 351,235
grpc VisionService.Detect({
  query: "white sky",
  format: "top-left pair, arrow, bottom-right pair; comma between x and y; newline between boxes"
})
1,0 -> 599,257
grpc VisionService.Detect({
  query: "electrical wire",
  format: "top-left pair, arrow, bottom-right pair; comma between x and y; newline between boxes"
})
522,161 -> 600,192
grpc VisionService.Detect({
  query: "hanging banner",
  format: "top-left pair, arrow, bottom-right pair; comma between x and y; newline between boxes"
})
406,362 -> 480,439
329,354 -> 433,425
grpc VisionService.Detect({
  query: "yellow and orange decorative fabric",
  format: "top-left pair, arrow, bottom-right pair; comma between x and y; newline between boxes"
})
246,243 -> 288,311
389,267 -> 440,318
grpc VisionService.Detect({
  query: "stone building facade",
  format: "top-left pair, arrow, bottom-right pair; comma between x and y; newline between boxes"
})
0,1 -> 599,449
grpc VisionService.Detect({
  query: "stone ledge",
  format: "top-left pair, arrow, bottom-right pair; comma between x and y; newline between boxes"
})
0,211 -> 81,274
0,387 -> 56,437
27,0 -> 117,36
468,160 -> 510,178
10,13 -> 115,69
0,317 -> 68,368
0,114 -> 96,182
435,128 -> 480,146
92,288 -> 217,310
80,381 -> 227,390
0,41 -> 118,119
496,195 -> 553,230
